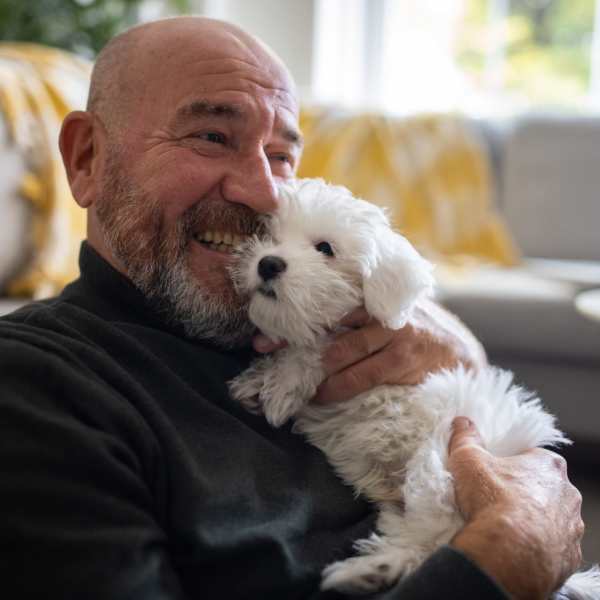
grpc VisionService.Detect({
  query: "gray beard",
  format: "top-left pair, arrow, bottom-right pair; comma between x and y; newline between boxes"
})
95,150 -> 258,348
149,253 -> 256,348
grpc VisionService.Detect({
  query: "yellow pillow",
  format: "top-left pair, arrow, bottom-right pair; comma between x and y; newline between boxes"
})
0,43 -> 91,299
298,107 -> 520,267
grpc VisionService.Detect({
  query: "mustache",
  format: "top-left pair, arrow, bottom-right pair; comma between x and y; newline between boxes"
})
181,199 -> 268,239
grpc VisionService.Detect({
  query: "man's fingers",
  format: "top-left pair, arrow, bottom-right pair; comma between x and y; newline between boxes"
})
448,417 -> 486,455
321,321 -> 394,377
314,347 -> 401,404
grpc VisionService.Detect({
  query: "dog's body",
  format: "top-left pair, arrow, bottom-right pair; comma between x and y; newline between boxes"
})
229,179 -> 600,597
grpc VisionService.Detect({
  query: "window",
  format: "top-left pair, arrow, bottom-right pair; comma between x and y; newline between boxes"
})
312,0 -> 600,116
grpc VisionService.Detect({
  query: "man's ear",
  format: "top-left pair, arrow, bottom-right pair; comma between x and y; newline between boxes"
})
59,110 -> 104,208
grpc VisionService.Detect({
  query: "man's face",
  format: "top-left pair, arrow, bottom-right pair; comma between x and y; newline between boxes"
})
94,26 -> 302,346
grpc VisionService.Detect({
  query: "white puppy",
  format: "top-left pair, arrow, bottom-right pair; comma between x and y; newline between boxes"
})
229,178 -> 599,598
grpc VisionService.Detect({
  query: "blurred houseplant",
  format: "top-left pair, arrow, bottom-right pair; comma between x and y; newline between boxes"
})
0,0 -> 190,58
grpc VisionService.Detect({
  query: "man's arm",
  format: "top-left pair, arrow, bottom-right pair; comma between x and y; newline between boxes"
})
0,341 -> 189,600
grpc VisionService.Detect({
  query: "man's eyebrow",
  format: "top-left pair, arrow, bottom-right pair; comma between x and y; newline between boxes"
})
174,100 -> 244,124
281,127 -> 304,148
174,99 -> 304,147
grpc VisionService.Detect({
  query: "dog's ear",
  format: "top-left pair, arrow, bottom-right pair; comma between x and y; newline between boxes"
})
362,227 -> 434,329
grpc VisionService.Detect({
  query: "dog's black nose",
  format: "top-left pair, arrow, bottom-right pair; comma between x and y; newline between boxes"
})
258,256 -> 287,281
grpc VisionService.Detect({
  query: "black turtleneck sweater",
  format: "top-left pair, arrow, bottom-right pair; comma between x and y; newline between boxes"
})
0,243 -> 507,600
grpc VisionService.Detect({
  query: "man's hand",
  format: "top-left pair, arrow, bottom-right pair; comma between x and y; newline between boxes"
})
449,417 -> 584,599
253,299 -> 486,404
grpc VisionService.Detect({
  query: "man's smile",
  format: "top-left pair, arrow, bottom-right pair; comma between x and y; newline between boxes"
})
193,229 -> 249,254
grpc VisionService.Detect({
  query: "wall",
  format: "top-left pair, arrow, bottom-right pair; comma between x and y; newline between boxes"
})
193,0 -> 316,100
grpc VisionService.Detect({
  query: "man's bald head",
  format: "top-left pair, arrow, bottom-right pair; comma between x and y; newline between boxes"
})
85,22 -> 141,133
87,16 -> 296,138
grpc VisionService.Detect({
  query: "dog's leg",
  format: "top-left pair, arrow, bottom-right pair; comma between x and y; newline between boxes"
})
230,348 -> 323,427
321,437 -> 464,594
256,348 -> 322,427
229,356 -> 275,414
321,509 -> 460,594
320,522 -> 429,594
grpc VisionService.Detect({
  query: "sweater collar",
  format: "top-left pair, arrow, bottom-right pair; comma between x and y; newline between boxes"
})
76,241 -> 167,324
71,242 -> 256,355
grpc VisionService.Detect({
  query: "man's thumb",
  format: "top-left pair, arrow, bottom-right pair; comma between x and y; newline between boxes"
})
448,417 -> 486,455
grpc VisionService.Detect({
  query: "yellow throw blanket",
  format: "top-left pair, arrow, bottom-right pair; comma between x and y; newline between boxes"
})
0,43 -> 90,298
298,107 -> 520,267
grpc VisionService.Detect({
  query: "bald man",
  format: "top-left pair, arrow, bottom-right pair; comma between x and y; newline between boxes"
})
0,17 -> 583,600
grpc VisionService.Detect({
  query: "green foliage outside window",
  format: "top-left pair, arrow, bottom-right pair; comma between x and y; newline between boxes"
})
457,0 -> 596,110
0,0 -> 190,57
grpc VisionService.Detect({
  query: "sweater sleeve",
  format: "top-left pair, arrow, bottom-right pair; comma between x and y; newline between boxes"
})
0,337 -> 189,600
378,546 -> 509,599
311,547 -> 509,600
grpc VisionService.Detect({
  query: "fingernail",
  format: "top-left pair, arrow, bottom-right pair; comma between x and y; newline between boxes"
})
452,417 -> 473,432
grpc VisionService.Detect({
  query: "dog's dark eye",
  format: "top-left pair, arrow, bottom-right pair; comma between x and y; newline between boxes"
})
315,241 -> 334,257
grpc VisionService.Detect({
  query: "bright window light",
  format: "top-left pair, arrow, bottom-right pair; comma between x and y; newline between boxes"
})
312,0 -> 600,116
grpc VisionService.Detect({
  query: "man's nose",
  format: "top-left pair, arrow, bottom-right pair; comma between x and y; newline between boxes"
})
222,153 -> 279,213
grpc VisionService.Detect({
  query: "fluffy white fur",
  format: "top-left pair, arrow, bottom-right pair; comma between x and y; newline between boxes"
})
229,178 -> 600,598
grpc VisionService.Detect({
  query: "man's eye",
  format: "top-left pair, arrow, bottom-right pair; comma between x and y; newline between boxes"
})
270,154 -> 291,164
315,241 -> 334,257
199,132 -> 226,144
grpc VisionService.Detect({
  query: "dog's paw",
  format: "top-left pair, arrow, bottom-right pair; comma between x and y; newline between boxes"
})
239,394 -> 264,415
228,365 -> 269,406
320,555 -> 401,595
228,376 -> 264,415
262,391 -> 305,427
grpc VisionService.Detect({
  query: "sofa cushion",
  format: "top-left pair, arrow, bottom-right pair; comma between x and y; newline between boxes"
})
502,115 -> 600,261
437,263 -> 600,363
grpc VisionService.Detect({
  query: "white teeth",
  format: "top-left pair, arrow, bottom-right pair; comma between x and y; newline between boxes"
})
195,230 -> 248,249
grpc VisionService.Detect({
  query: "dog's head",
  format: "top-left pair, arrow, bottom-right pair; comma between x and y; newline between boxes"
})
231,178 -> 434,345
